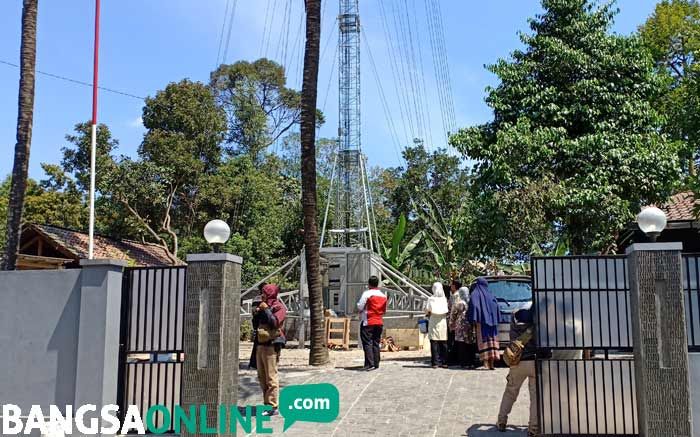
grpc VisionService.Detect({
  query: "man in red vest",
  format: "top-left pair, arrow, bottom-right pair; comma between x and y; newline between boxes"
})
356,275 -> 387,371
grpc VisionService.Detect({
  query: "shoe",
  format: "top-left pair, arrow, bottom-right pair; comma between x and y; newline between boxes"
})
431,365 -> 438,368
440,364 -> 449,368
496,422 -> 506,432
262,408 -> 278,417
361,366 -> 372,371
366,366 -> 378,371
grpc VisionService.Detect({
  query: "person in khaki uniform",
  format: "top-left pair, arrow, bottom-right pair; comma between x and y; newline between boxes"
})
497,307 -> 538,437
253,284 -> 287,416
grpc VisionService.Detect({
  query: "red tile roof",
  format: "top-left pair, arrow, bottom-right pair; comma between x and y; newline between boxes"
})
29,224 -> 184,267
660,191 -> 699,222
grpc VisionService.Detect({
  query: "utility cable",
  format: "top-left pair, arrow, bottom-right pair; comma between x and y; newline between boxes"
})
215,0 -> 232,67
0,59 -> 144,100
259,0 -> 272,57
221,0 -> 239,66
361,27 -> 405,165
377,0 -> 412,147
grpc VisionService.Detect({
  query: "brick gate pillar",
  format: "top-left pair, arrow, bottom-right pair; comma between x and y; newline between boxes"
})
182,253 -> 242,436
627,243 -> 693,437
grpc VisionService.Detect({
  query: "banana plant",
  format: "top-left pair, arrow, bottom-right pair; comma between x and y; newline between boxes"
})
530,236 -> 570,257
413,196 -> 466,280
380,214 -> 424,272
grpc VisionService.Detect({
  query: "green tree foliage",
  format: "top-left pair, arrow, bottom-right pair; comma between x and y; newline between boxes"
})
210,59 -> 305,160
0,176 -> 85,254
640,0 -> 700,80
189,154 -> 303,283
54,122 -> 118,193
386,145 -> 470,221
640,0 -> 700,172
451,0 -> 682,254
42,64 -> 322,283
101,80 -> 227,261
43,122 -> 147,241
368,144 -> 471,280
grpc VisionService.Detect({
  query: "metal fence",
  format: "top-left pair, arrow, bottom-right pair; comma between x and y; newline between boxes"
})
117,266 -> 187,433
532,256 -> 639,436
682,254 -> 700,352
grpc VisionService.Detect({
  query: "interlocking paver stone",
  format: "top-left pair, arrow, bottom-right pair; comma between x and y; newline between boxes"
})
236,346 -> 530,437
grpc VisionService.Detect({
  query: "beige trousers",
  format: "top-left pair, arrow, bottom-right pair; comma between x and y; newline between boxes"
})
497,360 -> 538,434
256,345 -> 280,408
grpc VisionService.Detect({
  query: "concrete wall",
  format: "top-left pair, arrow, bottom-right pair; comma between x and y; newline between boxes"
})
0,269 -> 82,410
691,353 -> 700,433
0,260 -> 125,417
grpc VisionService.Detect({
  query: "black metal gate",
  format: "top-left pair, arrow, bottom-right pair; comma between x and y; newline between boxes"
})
531,256 -> 639,436
117,266 -> 187,433
682,254 -> 700,353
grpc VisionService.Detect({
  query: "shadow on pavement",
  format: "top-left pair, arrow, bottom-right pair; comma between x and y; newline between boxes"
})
341,366 -> 372,371
379,355 -> 430,363
466,424 -> 527,436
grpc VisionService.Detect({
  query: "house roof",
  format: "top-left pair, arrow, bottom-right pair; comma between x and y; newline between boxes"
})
661,191 -> 698,222
26,224 -> 184,267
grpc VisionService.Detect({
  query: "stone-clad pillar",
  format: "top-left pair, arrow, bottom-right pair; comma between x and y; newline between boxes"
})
627,243 -> 693,437
182,253 -> 242,436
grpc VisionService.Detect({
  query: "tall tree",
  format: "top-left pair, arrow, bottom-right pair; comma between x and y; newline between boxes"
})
640,0 -> 700,174
3,0 -> 39,270
103,80 -> 227,262
451,0 -> 682,254
385,145 -> 470,224
640,0 -> 700,81
301,0 -> 329,366
210,59 -> 303,160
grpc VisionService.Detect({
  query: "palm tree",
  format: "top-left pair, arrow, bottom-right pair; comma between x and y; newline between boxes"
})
300,0 -> 329,366
2,0 -> 39,271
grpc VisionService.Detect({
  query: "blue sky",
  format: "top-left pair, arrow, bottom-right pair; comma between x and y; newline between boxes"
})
0,0 -> 659,180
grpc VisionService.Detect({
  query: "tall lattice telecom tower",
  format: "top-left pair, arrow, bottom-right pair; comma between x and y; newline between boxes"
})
322,0 -> 379,252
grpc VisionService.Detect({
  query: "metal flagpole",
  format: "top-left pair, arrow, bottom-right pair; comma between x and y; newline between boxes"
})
88,0 -> 101,259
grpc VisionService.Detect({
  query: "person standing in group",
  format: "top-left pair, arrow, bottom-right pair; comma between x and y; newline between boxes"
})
426,282 -> 449,368
467,277 -> 501,370
253,284 -> 287,416
446,279 -> 462,365
448,285 -> 477,368
357,275 -> 387,371
497,308 -> 538,437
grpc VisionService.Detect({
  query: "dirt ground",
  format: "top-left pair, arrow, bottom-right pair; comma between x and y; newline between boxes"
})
238,340 -> 432,369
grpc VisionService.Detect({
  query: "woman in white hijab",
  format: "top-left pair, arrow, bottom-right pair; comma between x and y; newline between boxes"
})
425,282 -> 449,368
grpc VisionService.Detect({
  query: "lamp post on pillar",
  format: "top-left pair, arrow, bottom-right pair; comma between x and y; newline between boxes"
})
627,208 -> 693,437
182,220 -> 242,437
204,219 -> 231,253
637,206 -> 667,242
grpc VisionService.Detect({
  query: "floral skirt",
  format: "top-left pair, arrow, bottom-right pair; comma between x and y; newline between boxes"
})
476,323 -> 500,361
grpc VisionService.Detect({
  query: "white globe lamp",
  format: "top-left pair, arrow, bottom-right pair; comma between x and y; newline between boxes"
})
637,207 -> 667,242
204,219 -> 230,252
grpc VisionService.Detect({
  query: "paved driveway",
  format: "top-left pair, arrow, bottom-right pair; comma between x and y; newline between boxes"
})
237,349 -> 531,437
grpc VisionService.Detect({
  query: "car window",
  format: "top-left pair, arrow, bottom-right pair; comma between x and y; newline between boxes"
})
487,281 -> 532,303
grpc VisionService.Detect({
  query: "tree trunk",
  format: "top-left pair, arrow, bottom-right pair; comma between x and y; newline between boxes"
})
2,0 -> 39,271
301,0 -> 329,366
